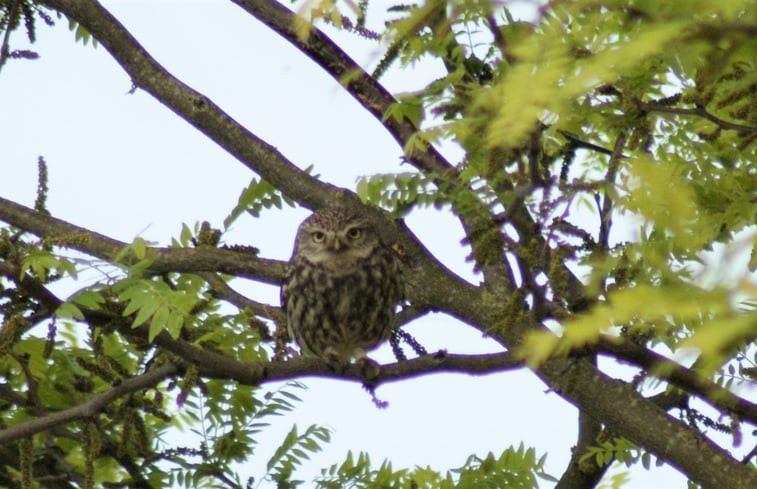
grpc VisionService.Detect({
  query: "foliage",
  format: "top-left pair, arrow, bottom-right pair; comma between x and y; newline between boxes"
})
225,175 -> 301,229
361,0 -> 757,383
356,172 -> 442,214
167,382 -> 326,489
578,436 -> 665,472
0,0 -> 756,488
316,443 -> 554,489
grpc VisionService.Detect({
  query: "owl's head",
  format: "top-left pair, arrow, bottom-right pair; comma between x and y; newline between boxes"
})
293,207 -> 379,266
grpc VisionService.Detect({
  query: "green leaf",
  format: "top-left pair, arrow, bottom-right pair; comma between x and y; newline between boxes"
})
179,223 -> 193,246
382,96 -> 423,126
165,312 -> 184,340
148,305 -> 170,342
70,289 -> 105,309
132,237 -> 147,260
225,177 -> 294,228
112,244 -> 132,264
131,297 -> 161,328
20,251 -> 71,282
55,302 -> 84,320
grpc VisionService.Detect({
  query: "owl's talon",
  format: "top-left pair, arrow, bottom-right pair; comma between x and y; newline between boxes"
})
320,350 -> 346,373
355,356 -> 381,382
278,346 -> 297,360
352,347 -> 368,362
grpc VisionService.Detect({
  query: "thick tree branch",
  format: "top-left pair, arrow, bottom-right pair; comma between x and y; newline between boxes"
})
229,0 -> 453,177
556,352 -> 608,489
38,0 -> 342,210
555,411 -> 608,489
536,356 -> 757,489
0,195 -> 125,259
224,350 -> 522,386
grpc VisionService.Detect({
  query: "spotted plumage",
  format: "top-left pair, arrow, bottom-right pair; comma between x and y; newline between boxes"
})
280,206 -> 403,361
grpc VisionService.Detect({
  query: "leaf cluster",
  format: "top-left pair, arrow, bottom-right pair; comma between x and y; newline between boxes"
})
316,443 -> 554,489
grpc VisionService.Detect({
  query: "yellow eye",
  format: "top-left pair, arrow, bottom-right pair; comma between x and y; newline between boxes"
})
311,231 -> 325,243
347,228 -> 363,240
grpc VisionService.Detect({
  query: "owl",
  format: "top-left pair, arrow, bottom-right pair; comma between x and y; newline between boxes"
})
280,206 -> 404,362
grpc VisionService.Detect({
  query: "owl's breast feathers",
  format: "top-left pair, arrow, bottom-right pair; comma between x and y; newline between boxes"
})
281,247 -> 403,359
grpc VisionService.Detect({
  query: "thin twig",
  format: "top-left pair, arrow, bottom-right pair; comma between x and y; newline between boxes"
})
199,272 -> 280,319
598,131 -> 627,251
558,129 -> 627,158
636,100 -> 757,133
597,336 -> 757,425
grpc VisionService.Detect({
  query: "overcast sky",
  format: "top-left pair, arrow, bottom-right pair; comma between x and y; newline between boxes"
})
0,1 -> 701,487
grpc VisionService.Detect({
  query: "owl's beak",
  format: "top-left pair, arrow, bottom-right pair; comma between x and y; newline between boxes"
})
332,239 -> 342,252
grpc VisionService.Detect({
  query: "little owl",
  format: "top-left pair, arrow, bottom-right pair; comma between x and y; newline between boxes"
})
281,206 -> 403,361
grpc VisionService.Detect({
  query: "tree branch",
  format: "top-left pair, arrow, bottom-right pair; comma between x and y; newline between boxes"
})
557,129 -> 628,158
39,0 -> 342,210
596,337 -> 757,425
0,363 -> 178,445
555,352 -> 608,489
216,348 -> 522,386
598,131 -> 627,252
636,99 -> 757,133
537,356 -> 757,489
199,271 -> 281,319
555,411 -> 608,489
229,0 -> 454,177
0,196 -> 285,283
0,351 -> 522,445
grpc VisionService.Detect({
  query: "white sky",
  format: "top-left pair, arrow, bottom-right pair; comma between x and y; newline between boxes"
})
0,0 -> 715,487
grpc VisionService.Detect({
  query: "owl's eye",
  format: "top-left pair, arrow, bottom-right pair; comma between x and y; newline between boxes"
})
346,227 -> 363,240
311,231 -> 325,243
